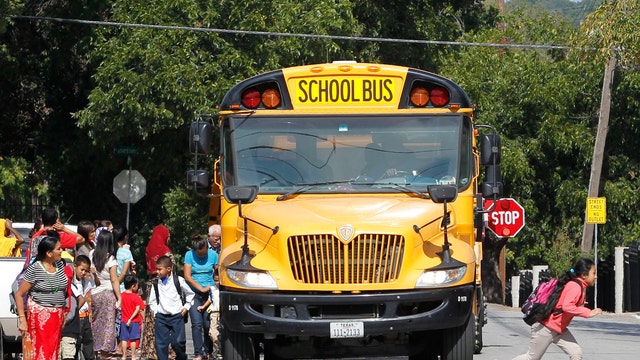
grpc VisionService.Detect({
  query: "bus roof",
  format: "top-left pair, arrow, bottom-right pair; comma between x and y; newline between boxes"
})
219,62 -> 473,114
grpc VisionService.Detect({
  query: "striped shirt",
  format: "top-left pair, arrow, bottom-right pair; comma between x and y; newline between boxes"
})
23,260 -> 68,307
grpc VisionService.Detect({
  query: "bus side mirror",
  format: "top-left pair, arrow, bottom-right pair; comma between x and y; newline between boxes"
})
189,121 -> 212,155
481,165 -> 503,198
428,185 -> 458,203
480,134 -> 503,198
480,134 -> 501,166
224,186 -> 258,205
187,170 -> 209,188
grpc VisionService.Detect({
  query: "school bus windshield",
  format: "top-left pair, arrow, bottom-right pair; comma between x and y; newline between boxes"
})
222,113 -> 473,194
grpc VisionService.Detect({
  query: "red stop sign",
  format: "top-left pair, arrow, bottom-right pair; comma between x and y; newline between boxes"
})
484,198 -> 525,237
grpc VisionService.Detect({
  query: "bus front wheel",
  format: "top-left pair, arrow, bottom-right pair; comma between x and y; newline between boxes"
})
442,314 -> 474,360
223,329 -> 256,360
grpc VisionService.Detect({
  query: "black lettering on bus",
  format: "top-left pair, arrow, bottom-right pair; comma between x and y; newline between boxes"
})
308,80 -> 319,102
317,79 -> 328,102
298,80 -> 309,102
373,79 -> 383,102
383,79 -> 393,101
362,80 -> 372,101
329,80 -> 339,102
351,79 -> 360,102
340,80 -> 351,102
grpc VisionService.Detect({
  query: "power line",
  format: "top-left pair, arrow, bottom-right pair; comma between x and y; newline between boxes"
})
11,15 -> 576,51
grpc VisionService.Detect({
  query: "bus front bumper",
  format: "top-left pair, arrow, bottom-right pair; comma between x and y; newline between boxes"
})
220,284 -> 474,336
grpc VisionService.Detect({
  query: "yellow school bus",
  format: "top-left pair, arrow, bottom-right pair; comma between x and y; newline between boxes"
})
188,62 -> 502,360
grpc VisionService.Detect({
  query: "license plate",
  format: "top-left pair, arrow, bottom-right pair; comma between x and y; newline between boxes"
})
330,321 -> 364,338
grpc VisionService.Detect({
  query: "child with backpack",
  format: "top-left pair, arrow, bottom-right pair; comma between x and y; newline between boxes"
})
120,274 -> 145,360
513,258 -> 603,360
149,255 -> 194,360
60,255 -> 91,360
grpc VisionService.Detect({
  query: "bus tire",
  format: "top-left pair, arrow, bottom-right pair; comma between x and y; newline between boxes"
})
223,329 -> 256,360
442,314 -> 474,360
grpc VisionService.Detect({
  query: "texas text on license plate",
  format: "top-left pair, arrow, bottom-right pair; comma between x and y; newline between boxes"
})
330,321 -> 364,338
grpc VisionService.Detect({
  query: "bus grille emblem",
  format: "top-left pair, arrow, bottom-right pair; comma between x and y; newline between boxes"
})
337,225 -> 354,243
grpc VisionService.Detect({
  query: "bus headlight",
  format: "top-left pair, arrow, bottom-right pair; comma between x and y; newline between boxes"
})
227,268 -> 278,289
415,266 -> 466,288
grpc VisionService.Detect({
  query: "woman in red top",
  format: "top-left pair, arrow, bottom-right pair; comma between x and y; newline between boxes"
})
513,258 -> 603,360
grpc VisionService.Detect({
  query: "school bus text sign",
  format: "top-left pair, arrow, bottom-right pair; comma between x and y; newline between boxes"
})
586,197 -> 606,224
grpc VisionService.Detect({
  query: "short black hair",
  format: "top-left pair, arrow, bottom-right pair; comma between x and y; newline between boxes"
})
41,208 -> 58,226
75,254 -> 91,267
156,255 -> 173,268
123,274 -> 139,289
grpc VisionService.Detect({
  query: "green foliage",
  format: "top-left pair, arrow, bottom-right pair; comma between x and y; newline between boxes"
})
573,0 -> 640,66
353,0 -> 498,70
439,9 -> 599,269
0,156 -> 40,201
544,229 -> 584,277
507,0 -> 603,28
74,0 -> 365,148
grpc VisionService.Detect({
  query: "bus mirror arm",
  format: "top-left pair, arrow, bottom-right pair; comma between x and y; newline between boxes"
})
427,185 -> 465,269
224,186 -> 278,270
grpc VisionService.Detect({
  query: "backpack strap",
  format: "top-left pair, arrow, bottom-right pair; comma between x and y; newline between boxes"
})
153,279 -> 160,305
173,271 -> 186,305
154,273 -> 186,305
552,278 -> 586,315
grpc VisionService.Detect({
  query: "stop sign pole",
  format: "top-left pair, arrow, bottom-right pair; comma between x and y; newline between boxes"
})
484,198 -> 526,238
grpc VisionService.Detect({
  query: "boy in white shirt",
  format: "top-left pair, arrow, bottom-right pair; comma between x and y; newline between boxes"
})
149,255 -> 194,360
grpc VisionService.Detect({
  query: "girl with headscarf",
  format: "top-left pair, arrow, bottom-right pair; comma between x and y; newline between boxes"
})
145,224 -> 172,276
141,224 -> 175,359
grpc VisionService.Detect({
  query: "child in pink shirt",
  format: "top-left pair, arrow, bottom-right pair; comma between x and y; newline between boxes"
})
513,258 -> 603,360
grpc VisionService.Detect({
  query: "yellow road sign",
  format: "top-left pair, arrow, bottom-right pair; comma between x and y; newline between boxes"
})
586,197 -> 606,224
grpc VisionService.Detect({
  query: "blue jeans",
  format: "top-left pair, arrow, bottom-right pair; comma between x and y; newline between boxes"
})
154,313 -> 187,360
189,292 -> 213,356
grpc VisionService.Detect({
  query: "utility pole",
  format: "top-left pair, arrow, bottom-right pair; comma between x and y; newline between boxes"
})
582,56 -> 616,254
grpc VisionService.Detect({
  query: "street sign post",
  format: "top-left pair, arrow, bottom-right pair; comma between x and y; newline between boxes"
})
113,169 -> 146,231
586,196 -> 606,308
484,198 -> 526,238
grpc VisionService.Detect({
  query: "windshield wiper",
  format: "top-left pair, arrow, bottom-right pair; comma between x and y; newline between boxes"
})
370,182 -> 430,199
276,180 -> 430,201
276,180 -> 353,201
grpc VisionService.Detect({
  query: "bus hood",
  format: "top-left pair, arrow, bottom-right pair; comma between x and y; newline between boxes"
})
220,195 -> 476,291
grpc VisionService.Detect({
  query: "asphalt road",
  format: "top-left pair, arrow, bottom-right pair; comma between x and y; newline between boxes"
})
183,303 -> 640,359
474,303 -> 640,359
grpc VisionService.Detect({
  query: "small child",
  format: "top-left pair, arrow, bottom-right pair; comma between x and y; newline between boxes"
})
205,269 -> 221,358
149,255 -> 195,360
60,255 -> 92,360
120,274 -> 146,360
76,255 -> 97,360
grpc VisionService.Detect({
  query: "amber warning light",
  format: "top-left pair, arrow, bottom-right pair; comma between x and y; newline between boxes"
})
409,85 -> 450,108
241,87 -> 282,109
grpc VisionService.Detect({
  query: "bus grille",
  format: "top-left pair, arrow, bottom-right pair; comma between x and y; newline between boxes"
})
288,234 -> 404,284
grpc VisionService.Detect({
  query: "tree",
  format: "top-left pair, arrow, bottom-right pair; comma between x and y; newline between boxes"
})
438,8 -> 600,276
352,0 -> 499,70
0,0 -> 110,220
571,1 -> 640,251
